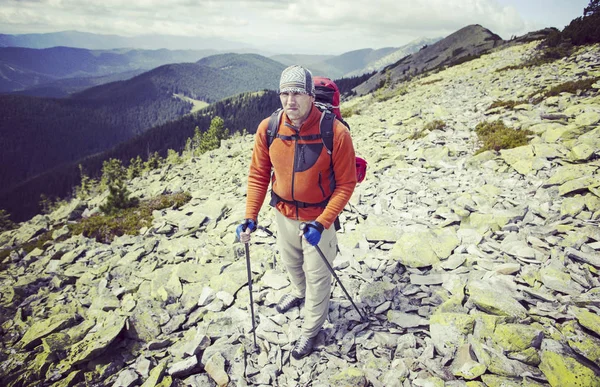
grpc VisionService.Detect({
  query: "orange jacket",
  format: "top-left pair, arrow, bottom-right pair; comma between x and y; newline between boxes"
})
245,105 -> 357,229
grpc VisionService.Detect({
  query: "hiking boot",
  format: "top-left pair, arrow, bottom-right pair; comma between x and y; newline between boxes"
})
276,294 -> 303,314
292,335 -> 316,360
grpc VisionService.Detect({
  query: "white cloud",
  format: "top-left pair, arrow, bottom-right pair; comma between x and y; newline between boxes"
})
0,0 -> 584,53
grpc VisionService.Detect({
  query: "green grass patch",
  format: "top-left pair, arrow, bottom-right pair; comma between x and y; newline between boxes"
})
487,99 -> 528,110
474,120 -> 534,154
69,191 -> 192,243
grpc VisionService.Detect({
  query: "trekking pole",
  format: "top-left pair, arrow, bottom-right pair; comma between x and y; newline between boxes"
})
244,242 -> 258,351
300,223 -> 365,321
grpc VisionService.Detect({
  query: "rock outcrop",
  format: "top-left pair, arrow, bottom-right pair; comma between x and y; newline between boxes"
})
1,40 -> 600,386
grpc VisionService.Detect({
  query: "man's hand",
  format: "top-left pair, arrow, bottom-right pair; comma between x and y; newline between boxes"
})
236,219 -> 257,244
300,221 -> 324,246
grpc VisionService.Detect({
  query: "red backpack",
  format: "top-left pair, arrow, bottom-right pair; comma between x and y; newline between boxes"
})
267,76 -> 367,184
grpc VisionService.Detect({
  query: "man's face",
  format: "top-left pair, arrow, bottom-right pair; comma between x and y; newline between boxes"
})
280,92 -> 314,124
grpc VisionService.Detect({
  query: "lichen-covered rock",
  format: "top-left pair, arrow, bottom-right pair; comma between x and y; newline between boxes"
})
540,341 -> 599,387
359,281 -> 397,307
329,367 -> 368,387
430,313 -> 475,355
467,279 -> 527,318
492,323 -> 544,352
205,352 -> 229,387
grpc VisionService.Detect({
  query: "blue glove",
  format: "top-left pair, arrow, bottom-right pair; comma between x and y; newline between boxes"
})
236,219 -> 257,241
302,221 -> 324,246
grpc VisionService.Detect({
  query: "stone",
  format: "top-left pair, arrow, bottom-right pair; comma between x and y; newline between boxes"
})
390,228 -> 459,268
261,270 -> 290,290
65,313 -> 126,366
430,313 -> 475,356
570,306 -> 600,336
167,356 -> 198,378
205,352 -> 229,387
19,314 -> 77,349
112,368 -> 139,387
359,281 -> 397,307
387,311 -> 429,328
329,367 -> 368,387
467,279 -> 527,318
540,340 -> 599,387
451,344 -> 486,380
493,324 -> 543,352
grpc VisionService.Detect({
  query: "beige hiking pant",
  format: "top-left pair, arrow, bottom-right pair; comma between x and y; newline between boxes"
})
275,211 -> 338,338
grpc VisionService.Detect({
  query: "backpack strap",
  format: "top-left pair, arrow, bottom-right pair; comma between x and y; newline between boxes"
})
266,108 -> 283,149
319,109 -> 335,154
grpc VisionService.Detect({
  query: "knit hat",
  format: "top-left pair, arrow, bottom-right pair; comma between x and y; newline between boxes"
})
279,65 -> 315,96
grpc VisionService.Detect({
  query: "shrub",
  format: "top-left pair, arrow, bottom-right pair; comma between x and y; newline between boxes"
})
474,120 -> 534,154
70,192 -> 192,243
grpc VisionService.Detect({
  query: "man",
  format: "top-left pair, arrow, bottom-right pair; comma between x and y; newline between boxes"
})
236,65 -> 357,359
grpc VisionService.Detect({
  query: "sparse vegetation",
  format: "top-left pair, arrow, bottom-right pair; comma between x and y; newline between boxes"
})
421,78 -> 443,86
487,99 -> 529,110
410,120 -> 446,140
529,77 -> 600,104
474,120 -> 534,154
69,192 -> 192,243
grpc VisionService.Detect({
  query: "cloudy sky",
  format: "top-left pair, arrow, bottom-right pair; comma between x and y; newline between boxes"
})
0,0 -> 590,54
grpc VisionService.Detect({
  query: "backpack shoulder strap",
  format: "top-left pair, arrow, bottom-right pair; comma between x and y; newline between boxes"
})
319,109 -> 335,154
266,108 -> 283,149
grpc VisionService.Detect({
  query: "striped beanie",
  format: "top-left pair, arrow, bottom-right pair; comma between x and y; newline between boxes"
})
279,65 -> 315,96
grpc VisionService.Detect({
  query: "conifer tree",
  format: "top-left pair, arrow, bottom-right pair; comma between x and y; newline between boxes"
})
167,149 -> 182,165
0,209 -> 15,232
127,156 -> 143,179
198,116 -> 229,154
76,164 -> 95,199
144,152 -> 163,171
99,158 -> 138,214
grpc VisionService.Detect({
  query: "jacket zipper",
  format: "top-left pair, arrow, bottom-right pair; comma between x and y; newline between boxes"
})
318,172 -> 326,197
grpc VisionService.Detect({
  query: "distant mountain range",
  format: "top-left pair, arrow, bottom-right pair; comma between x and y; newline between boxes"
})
0,46 -> 220,95
0,30 -> 251,51
271,38 -> 442,79
0,36 -> 441,96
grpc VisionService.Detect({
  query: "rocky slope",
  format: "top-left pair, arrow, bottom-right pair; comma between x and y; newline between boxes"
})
354,24 -> 505,96
1,40 -> 600,386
